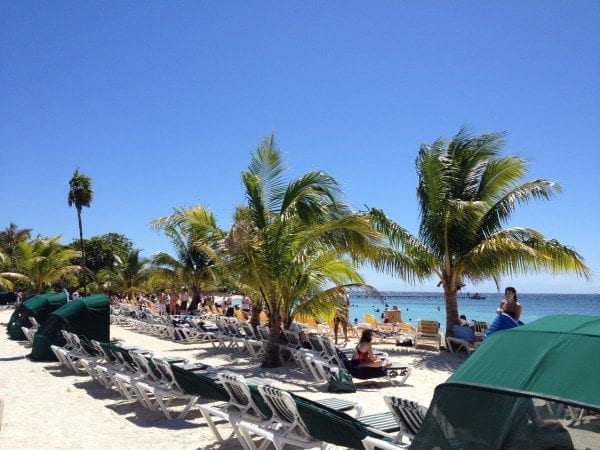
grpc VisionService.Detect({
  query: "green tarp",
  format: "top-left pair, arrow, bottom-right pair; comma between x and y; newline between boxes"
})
411,315 -> 600,449
6,292 -> 68,340
30,294 -> 110,361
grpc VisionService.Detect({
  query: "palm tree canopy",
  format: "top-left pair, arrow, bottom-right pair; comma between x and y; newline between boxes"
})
95,249 -> 150,296
371,127 -> 591,333
68,169 -> 94,212
149,206 -> 225,295
0,223 -> 32,258
227,134 -> 396,367
14,236 -> 82,292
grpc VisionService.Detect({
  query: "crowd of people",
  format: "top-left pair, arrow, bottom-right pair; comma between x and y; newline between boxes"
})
110,290 -> 252,318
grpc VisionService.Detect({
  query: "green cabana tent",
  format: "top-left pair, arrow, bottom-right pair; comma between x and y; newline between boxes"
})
30,293 -> 110,361
6,292 -> 68,340
411,315 -> 600,449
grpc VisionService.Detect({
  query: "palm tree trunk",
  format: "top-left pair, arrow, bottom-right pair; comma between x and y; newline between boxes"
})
444,289 -> 460,339
250,306 -> 262,330
77,208 -> 87,296
261,312 -> 282,368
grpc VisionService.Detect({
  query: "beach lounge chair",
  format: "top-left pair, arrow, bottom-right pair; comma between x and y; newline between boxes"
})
239,385 -> 401,450
198,371 -> 274,447
363,314 -> 400,343
362,397 -> 427,449
383,396 -> 427,444
151,357 -> 202,420
414,320 -> 441,350
445,325 -> 477,355
281,329 -> 311,371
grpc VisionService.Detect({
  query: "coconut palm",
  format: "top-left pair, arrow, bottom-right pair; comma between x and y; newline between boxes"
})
90,249 -> 150,297
68,169 -> 94,295
14,236 -> 82,293
0,251 -> 28,290
227,135 -> 395,368
370,128 -> 591,335
150,206 -> 225,307
0,223 -> 32,262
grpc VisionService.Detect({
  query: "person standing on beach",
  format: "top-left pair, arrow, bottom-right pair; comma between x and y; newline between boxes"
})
497,286 -> 522,321
158,290 -> 167,316
334,291 -> 350,345
179,288 -> 189,312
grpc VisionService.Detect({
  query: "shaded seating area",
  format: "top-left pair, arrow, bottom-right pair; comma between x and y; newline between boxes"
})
6,292 -> 68,340
30,293 -> 110,361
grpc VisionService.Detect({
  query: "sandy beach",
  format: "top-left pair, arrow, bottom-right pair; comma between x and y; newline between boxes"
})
0,309 -> 462,449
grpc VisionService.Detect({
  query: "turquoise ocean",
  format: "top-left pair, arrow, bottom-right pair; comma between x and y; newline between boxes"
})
348,292 -> 600,331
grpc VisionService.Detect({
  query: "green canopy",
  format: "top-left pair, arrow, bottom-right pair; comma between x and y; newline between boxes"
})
30,294 -> 110,361
411,315 -> 600,449
6,292 -> 68,340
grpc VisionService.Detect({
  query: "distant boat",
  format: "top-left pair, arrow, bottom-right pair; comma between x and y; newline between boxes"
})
469,293 -> 486,300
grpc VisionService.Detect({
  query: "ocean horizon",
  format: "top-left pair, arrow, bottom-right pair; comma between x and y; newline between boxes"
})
348,291 -> 600,331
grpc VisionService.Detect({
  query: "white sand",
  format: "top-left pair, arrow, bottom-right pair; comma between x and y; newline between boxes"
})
0,309 -> 463,449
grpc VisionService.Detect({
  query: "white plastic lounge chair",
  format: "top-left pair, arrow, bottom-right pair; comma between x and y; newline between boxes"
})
383,396 -> 427,444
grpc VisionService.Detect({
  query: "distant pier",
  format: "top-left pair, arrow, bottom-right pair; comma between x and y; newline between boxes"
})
350,292 -> 477,300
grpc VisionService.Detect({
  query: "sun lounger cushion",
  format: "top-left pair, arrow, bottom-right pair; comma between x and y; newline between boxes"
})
290,393 -> 370,449
170,364 -> 229,402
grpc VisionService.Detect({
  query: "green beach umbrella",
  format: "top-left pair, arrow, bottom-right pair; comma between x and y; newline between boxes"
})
411,315 -> 600,449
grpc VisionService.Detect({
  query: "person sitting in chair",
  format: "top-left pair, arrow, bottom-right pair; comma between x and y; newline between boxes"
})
351,329 -> 391,368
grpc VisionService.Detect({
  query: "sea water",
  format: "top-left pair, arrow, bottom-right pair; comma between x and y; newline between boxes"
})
349,292 -> 600,331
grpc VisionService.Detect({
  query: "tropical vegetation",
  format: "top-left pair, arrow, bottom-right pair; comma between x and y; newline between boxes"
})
370,128 -> 591,334
225,135 -> 394,367
13,236 -> 82,293
150,206 -> 226,307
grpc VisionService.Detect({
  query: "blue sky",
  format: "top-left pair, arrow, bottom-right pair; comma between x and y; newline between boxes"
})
1,2 -> 599,293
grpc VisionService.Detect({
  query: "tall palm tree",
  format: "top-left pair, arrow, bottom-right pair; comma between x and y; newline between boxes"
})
14,236 -> 82,293
150,206 -> 225,307
371,128 -> 591,335
227,135 -> 392,368
68,169 -> 94,295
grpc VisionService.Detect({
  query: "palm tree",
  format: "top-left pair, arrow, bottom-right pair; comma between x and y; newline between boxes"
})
150,206 -> 225,307
0,223 -> 32,262
68,169 -> 94,295
227,135 -> 391,368
14,236 -> 82,293
89,249 -> 150,296
0,251 -> 28,290
370,128 -> 591,335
